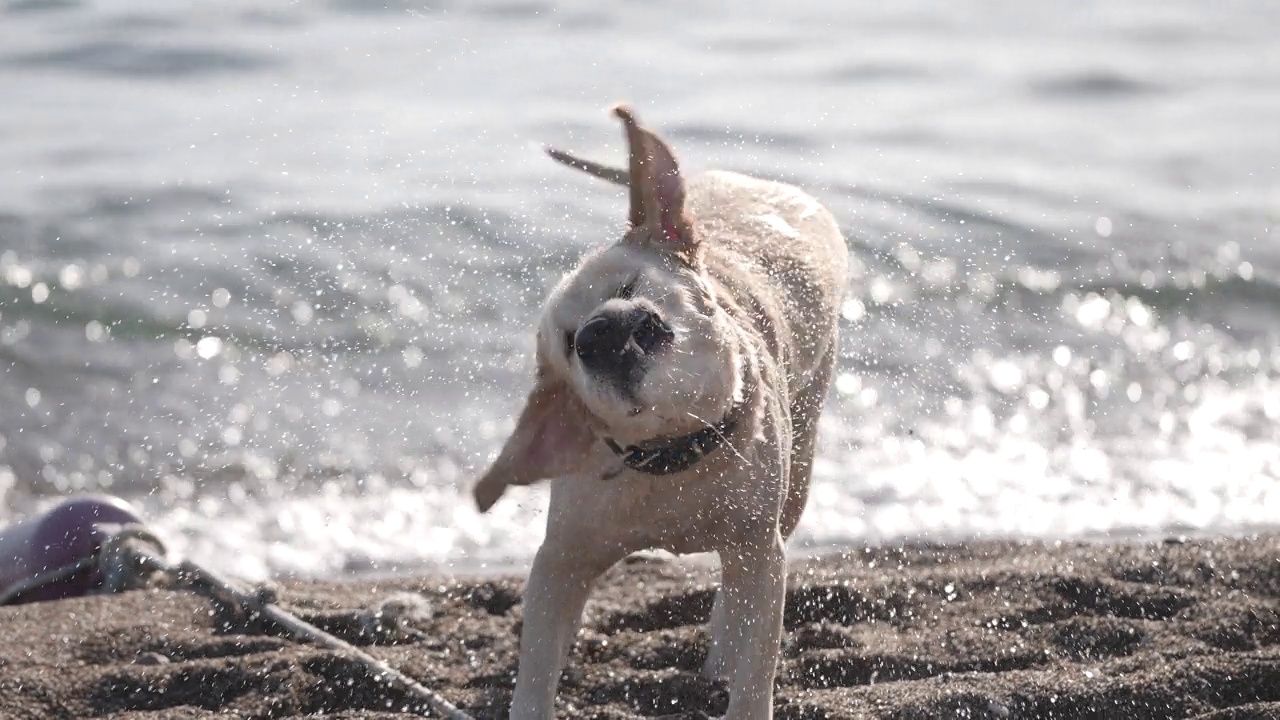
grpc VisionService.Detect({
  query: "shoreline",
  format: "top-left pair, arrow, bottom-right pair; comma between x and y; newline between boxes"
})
324,524 -> 1280,584
2,533 -> 1277,719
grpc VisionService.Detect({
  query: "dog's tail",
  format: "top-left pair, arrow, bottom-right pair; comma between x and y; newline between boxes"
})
545,146 -> 630,187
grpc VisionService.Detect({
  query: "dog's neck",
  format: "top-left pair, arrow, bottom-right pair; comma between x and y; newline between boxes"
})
600,407 -> 742,476
599,370 -> 752,477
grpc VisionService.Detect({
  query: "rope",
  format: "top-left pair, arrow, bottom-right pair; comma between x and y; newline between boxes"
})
98,525 -> 169,593
0,524 -> 475,720
173,559 -> 474,720
0,555 -> 97,605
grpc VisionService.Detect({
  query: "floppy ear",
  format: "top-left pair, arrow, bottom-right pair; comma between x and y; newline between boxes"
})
472,370 -> 596,513
614,104 -> 700,262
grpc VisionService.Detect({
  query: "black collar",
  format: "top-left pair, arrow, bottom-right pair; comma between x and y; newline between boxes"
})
602,413 -> 740,476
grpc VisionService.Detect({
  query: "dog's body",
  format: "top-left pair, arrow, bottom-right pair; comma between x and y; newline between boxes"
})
472,107 -> 847,719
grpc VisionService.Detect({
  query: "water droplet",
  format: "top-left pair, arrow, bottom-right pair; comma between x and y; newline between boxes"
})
1089,369 -> 1109,391
219,365 -> 241,386
840,298 -> 866,323
869,278 -> 893,304
1028,388 -> 1050,410
291,301 -> 314,325
5,264 -> 32,288
1075,294 -> 1110,329
196,336 -> 223,359
835,373 -> 861,395
59,264 -> 84,290
221,427 -> 243,447
1125,297 -> 1151,327
989,360 -> 1024,394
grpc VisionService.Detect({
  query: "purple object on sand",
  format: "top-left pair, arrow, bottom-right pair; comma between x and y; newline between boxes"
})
0,495 -> 144,605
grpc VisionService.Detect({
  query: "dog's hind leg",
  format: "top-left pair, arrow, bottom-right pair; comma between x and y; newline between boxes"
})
707,341 -> 836,682
780,340 -> 837,539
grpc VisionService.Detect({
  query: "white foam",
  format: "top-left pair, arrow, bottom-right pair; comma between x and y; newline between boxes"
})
135,385 -> 1280,583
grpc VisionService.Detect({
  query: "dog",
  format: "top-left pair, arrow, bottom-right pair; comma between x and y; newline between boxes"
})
471,105 -> 848,719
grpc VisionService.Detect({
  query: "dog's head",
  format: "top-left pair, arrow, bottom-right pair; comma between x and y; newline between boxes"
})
473,106 -> 745,512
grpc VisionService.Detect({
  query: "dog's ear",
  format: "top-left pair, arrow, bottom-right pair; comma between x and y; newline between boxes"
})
614,104 -> 700,263
472,366 -> 595,513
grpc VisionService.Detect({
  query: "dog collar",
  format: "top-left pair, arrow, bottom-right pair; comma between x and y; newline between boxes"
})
602,414 -> 739,476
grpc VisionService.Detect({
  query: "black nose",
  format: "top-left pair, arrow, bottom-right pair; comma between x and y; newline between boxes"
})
575,308 -> 671,374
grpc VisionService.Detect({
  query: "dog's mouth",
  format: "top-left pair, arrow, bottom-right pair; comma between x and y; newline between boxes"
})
573,306 -> 673,387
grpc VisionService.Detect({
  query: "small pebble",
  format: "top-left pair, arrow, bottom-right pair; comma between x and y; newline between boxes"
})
134,652 -> 170,666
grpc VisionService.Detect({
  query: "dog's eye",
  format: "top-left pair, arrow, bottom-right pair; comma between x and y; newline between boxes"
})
563,330 -> 575,358
615,277 -> 638,300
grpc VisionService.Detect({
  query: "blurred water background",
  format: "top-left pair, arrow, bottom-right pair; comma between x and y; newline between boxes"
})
1,0 -> 1277,580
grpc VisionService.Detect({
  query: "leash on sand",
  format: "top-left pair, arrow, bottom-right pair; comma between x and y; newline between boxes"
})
0,496 -> 474,720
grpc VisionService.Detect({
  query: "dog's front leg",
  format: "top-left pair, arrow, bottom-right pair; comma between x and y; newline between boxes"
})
509,539 -> 605,719
703,584 -> 732,680
510,479 -> 632,720
719,532 -> 787,720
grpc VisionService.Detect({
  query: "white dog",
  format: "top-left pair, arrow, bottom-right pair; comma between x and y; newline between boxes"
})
472,105 -> 848,719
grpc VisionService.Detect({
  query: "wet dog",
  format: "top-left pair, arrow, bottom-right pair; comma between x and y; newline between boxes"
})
472,105 -> 848,719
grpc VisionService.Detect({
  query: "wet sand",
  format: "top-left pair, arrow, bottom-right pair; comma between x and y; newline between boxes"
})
2,535 -> 1277,719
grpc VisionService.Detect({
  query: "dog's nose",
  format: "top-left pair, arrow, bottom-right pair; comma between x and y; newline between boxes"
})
575,308 -> 671,373
575,315 -> 631,369
630,310 -> 672,355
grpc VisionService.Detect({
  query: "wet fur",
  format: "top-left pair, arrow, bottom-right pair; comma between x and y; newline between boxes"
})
471,106 -> 848,719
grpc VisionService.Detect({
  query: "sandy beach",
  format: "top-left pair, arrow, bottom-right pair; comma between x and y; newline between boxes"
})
2,534 -> 1276,719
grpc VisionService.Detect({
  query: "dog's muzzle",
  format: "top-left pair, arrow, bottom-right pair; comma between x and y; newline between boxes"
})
575,307 -> 672,380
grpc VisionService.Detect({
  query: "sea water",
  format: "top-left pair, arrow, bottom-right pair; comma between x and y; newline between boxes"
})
1,0 -> 1277,580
